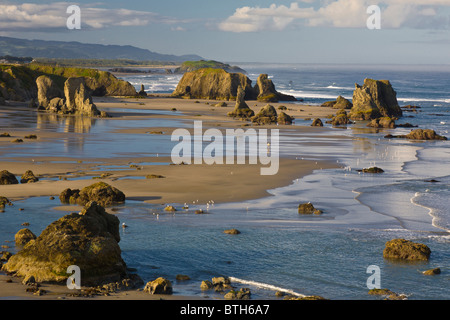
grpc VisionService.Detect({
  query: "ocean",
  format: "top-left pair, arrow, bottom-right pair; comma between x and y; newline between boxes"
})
0,63 -> 449,300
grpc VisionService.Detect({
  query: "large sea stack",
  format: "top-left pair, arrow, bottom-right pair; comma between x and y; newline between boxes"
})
350,79 -> 403,120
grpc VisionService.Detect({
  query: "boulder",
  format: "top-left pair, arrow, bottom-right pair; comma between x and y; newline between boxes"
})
311,118 -> 323,127
224,288 -> 251,300
385,129 -> 447,141
350,79 -> 402,120
224,229 -> 241,235
422,268 -> 441,275
367,117 -> 396,129
252,104 -> 278,125
143,277 -> 173,295
14,228 -> 37,246
2,201 -> 127,285
254,74 -> 296,102
330,110 -> 352,126
383,239 -> 431,261
59,182 -> 125,207
358,167 -> 384,173
278,111 -> 294,125
298,202 -> 322,215
20,170 -> 39,184
227,86 -> 255,119
321,96 -> 352,109
0,170 -> 18,185
0,196 -> 11,207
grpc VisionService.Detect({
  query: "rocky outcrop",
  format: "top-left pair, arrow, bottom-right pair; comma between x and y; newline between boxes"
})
350,79 -> 402,120
143,277 -> 173,295
138,84 -> 147,97
311,118 -> 323,127
171,69 -> 295,102
329,109 -> 352,126
321,96 -> 352,109
59,182 -> 126,207
298,202 -> 322,215
20,170 -> 39,183
0,170 -> 18,185
367,117 -> 395,128
254,74 -> 296,102
278,111 -> 294,125
37,76 -> 105,117
385,129 -> 447,141
172,68 -> 253,101
383,239 -> 431,261
14,228 -> 37,246
227,86 -> 255,119
2,201 -> 127,285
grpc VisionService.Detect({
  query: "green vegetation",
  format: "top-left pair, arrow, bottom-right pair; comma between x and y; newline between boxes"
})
32,58 -> 178,68
174,60 -> 246,74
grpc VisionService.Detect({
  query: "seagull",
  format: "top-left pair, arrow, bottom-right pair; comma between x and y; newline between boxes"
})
122,222 -> 128,228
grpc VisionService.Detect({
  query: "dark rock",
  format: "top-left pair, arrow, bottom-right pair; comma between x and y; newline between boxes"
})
358,167 -> 384,173
138,84 -> 147,97
311,118 -> 324,127
422,268 -> 441,275
0,170 -> 18,185
20,170 -> 39,184
383,239 -> 431,261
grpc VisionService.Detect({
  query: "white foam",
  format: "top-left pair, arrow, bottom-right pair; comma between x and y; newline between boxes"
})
229,277 -> 306,297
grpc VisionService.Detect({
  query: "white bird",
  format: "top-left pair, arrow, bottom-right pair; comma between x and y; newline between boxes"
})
122,222 -> 128,228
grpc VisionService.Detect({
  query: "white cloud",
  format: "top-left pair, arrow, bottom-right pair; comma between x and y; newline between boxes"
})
219,0 -> 450,32
0,2 -> 185,32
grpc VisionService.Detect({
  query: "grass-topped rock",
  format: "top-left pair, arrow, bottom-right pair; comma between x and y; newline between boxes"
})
2,201 -> 127,285
60,182 -> 125,207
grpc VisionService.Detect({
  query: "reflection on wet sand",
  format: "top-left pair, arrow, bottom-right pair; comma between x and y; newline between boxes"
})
36,112 -> 96,134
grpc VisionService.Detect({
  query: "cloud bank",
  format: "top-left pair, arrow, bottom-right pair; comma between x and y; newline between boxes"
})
219,0 -> 450,32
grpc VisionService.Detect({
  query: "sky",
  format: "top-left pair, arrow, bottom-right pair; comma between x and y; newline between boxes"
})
0,0 -> 449,64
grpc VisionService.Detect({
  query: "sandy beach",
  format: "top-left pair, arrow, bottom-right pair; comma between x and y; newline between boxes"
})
0,95 -> 342,300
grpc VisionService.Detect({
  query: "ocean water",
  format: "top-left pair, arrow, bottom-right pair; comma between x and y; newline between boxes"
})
1,64 -> 449,300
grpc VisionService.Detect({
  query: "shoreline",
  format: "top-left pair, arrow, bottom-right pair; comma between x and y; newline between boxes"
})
0,95 -> 347,300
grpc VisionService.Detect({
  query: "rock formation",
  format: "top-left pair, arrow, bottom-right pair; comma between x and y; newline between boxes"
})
321,96 -> 352,109
20,170 -> 39,183
60,182 -> 126,207
171,69 -> 296,102
143,277 -> 173,295
385,129 -> 447,140
350,79 -> 403,120
252,104 -> 278,125
227,86 -> 255,119
278,111 -> 294,125
329,109 -> 352,126
254,74 -> 296,102
37,76 -> 105,117
0,170 -> 18,185
138,84 -> 147,97
2,201 -> 127,285
298,202 -> 322,215
383,239 -> 431,261
367,117 -> 396,129
14,228 -> 37,246
311,118 -> 323,127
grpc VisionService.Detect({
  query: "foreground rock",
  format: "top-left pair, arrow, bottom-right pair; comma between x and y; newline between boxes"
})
383,239 -> 431,261
60,182 -> 125,207
143,277 -> 173,295
298,202 -> 323,215
2,201 -> 127,285
0,170 -> 18,185
350,79 -> 403,120
385,129 -> 447,141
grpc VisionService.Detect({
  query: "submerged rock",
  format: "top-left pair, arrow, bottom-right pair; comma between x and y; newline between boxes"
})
298,202 -> 323,215
0,170 -> 18,185
350,79 -> 402,120
2,201 -> 127,285
383,239 -> 431,261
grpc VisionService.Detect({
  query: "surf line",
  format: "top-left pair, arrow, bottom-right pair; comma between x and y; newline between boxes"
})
229,276 -> 306,298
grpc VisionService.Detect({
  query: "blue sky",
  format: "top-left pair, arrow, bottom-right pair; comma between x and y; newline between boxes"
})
1,0 -> 449,64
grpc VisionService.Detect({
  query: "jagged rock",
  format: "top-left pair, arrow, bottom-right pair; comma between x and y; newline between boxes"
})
278,111 -> 294,125
321,96 -> 352,109
20,170 -> 39,184
350,79 -> 402,120
138,84 -> 147,97
0,170 -> 18,185
14,228 -> 37,245
330,109 -> 352,126
64,77 -> 101,116
227,86 -> 254,119
36,75 -> 64,109
143,277 -> 173,295
383,239 -> 431,261
252,104 -> 278,124
59,182 -> 125,207
254,74 -> 296,102
311,118 -> 323,127
2,201 -> 127,285
367,117 -> 396,128
200,280 -> 213,290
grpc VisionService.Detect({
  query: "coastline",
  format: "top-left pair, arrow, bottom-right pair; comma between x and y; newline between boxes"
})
0,96 -> 341,300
